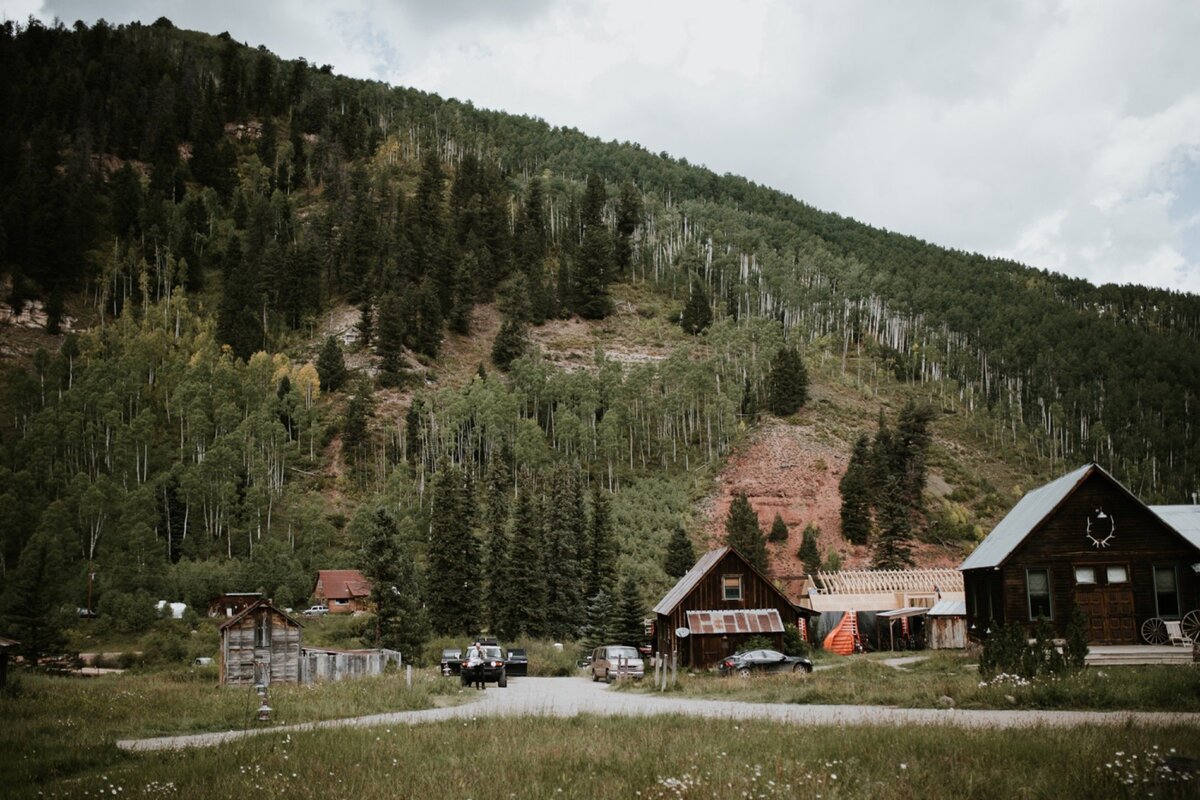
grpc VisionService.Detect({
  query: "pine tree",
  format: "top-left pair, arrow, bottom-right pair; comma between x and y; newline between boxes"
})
2,529 -> 69,663
725,492 -> 768,573
216,236 -> 261,360
359,508 -> 428,655
341,382 -> 374,469
580,588 -> 612,653
544,468 -> 586,639
375,291 -> 405,385
586,483 -> 616,600
356,298 -> 374,348
663,525 -> 696,579
613,179 -> 641,276
680,272 -> 712,335
426,462 -> 481,635
491,315 -> 527,371
769,512 -> 789,542
316,335 -> 347,392
766,345 -> 808,416
872,476 -> 915,570
482,459 -> 513,638
839,435 -> 873,545
609,573 -> 646,647
508,480 -> 547,638
575,172 -> 612,320
895,400 -> 936,513
798,523 -> 821,576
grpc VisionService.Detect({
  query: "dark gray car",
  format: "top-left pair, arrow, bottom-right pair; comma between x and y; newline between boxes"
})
717,649 -> 813,676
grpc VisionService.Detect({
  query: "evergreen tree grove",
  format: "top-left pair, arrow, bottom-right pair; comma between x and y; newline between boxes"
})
426,462 -> 480,635
359,508 -> 428,655
316,335 -> 347,392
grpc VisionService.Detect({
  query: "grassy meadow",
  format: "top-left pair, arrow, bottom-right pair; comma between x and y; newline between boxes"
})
10,713 -> 1200,799
1,666 -> 464,790
623,652 -> 1200,712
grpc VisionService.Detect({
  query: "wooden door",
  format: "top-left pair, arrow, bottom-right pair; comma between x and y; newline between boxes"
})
1075,587 -> 1136,644
697,636 -> 729,667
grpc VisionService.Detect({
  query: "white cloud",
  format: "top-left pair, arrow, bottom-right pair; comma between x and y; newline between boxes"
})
6,0 -> 1200,293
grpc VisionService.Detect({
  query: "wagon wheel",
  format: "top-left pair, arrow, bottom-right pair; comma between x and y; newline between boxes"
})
1141,617 -> 1169,645
1182,610 -> 1200,644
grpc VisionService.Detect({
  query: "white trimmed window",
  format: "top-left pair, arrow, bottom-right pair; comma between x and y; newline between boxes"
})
722,575 -> 743,601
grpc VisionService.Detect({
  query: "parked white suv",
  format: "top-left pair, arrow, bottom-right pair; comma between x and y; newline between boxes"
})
590,645 -> 645,682
302,604 -> 329,616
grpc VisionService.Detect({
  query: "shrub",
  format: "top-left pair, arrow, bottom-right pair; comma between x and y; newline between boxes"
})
1064,604 -> 1090,669
781,624 -> 811,657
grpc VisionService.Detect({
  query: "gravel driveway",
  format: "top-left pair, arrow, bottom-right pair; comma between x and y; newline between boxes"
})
117,675 -> 1200,752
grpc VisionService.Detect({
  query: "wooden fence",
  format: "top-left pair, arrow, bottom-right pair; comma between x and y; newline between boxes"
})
299,648 -> 401,683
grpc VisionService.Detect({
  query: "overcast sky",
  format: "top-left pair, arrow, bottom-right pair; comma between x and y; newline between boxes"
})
6,1 -> 1200,294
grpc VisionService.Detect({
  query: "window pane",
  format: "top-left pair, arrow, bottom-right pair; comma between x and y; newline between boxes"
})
1155,567 -> 1180,617
1075,567 -> 1096,584
1155,568 -> 1177,593
1106,566 -> 1127,584
1027,570 -> 1049,594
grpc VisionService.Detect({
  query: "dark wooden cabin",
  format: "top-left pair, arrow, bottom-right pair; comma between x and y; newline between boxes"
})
654,546 -> 812,668
218,599 -> 303,686
961,463 -> 1200,644
0,636 -> 17,688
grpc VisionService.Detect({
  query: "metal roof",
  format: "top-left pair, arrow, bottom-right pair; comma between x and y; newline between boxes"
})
960,463 -> 1097,571
653,547 -> 730,615
685,609 -> 784,635
878,606 -> 929,619
927,598 -> 966,617
1149,506 -> 1200,551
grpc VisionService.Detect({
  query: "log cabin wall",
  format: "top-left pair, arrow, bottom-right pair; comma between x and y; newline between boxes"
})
966,471 -> 1199,644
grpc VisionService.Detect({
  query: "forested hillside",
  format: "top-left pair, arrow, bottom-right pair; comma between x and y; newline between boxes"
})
1,18 -> 1197,659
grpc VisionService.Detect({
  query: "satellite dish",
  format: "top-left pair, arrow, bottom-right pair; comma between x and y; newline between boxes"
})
675,627 -> 690,638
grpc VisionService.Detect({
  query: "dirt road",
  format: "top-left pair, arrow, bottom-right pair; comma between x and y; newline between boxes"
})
117,675 -> 1200,752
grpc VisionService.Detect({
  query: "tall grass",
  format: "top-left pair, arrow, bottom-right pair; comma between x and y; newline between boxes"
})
1,666 -> 461,788
623,652 -> 1200,711
15,715 -> 1200,799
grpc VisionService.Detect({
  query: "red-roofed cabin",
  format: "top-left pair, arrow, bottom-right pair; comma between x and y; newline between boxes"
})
313,570 -> 373,614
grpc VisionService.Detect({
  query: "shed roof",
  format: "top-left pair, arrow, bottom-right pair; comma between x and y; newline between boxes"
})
960,463 -> 1099,570
878,606 -> 929,619
316,569 -> 372,600
217,598 -> 303,631
685,609 -> 784,635
653,547 -> 731,615
1149,505 -> 1200,551
927,598 -> 967,617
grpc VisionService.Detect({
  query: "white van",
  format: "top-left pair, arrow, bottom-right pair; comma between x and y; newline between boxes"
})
590,645 -> 645,682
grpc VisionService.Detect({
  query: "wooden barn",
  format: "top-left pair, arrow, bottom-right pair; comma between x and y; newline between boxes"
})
218,599 -> 303,686
313,569 -> 372,614
654,547 -> 812,668
961,463 -> 1200,645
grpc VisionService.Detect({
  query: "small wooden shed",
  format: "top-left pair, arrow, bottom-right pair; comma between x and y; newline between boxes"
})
218,599 -> 302,686
927,598 -> 967,649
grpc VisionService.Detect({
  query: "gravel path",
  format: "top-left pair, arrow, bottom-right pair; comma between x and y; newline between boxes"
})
117,676 -> 1200,752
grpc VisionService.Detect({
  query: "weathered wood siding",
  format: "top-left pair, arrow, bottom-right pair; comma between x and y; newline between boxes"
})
656,550 -> 798,667
928,616 -> 966,649
965,472 -> 1200,643
220,609 -> 302,686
